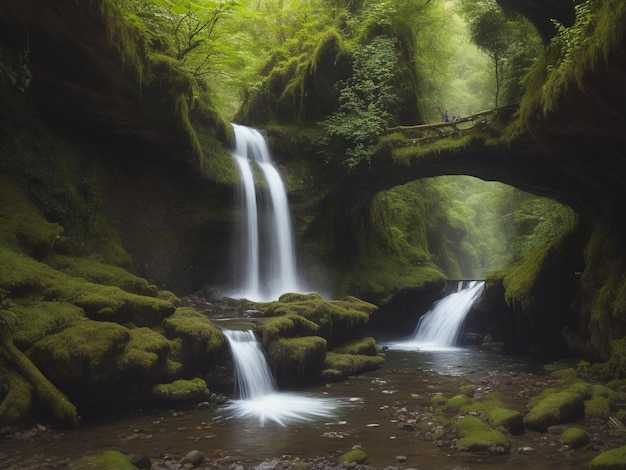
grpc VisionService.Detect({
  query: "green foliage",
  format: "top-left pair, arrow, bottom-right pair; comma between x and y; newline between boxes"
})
320,35 -> 399,168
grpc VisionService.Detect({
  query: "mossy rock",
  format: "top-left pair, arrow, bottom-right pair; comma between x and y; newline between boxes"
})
0,249 -> 174,327
115,327 -> 171,377
446,394 -> 474,412
431,393 -> 448,408
278,292 -> 324,303
0,366 -> 34,427
28,320 -> 130,385
324,352 -> 384,379
267,336 -> 327,382
162,307 -> 226,364
46,255 -> 158,297
68,450 -> 138,469
559,427 -> 590,449
567,381 -> 594,400
455,415 -> 510,453
486,407 -> 524,435
257,313 -> 319,346
588,445 -> 626,469
10,301 -> 85,349
0,178 -> 64,258
585,396 -> 611,419
337,448 -> 367,464
524,391 -> 584,431
150,377 -> 209,402
332,337 -> 378,356
257,296 -> 376,346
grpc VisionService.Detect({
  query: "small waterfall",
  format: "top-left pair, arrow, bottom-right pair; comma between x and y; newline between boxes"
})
230,124 -> 300,301
411,281 -> 485,350
223,329 -> 277,399
221,329 -> 340,427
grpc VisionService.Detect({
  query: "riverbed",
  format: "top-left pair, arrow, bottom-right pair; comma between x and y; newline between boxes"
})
0,346 -> 618,469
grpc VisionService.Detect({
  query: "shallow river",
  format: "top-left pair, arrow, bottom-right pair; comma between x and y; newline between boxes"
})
1,346 -> 598,469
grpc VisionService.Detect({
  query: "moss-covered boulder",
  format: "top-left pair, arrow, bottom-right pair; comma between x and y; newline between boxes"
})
68,450 -> 139,470
150,377 -> 209,403
257,295 -> 377,346
162,307 -> 226,371
267,336 -> 327,384
559,427 -> 590,449
455,415 -> 510,454
337,448 -> 367,465
524,390 -> 584,431
257,313 -> 319,347
588,445 -> 626,469
333,336 -> 378,356
322,352 -> 384,381
28,320 -> 130,386
485,407 -> 524,435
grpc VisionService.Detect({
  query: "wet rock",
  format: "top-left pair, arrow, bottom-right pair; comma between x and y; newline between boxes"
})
517,446 -> 537,455
180,450 -> 203,466
395,455 -> 407,462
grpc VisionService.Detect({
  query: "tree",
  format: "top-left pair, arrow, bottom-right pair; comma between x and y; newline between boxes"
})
467,7 -> 510,107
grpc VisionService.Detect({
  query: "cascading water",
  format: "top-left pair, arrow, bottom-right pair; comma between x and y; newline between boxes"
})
389,281 -> 485,351
221,329 -> 339,426
229,124 -> 301,301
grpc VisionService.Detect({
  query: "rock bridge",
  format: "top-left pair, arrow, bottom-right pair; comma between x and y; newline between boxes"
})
321,86 -> 626,257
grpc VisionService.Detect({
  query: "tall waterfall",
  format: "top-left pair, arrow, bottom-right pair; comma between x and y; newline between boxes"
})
230,124 -> 300,301
221,329 -> 339,426
411,281 -> 485,350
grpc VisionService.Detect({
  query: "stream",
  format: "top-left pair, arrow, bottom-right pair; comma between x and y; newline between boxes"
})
0,346 -> 602,469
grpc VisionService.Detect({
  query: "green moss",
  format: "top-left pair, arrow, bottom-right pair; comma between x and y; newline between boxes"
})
162,307 -> 225,354
68,450 -> 138,470
1,337 -> 77,425
116,327 -> 171,376
156,290 -> 181,306
486,407 -> 524,435
28,320 -> 130,384
524,390 -> 584,431
10,301 -> 85,349
551,368 -> 578,381
431,393 -> 447,408
257,296 -> 377,345
324,352 -> 384,378
585,396 -> 611,420
0,177 -> 64,258
455,415 -> 510,453
337,448 -> 367,464
446,394 -> 474,412
257,313 -> 319,346
588,445 -> 626,469
268,336 -> 327,380
567,381 -> 594,400
150,377 -> 209,402
559,427 -> 590,449
278,292 -> 325,303
46,255 -> 158,297
0,365 -> 34,427
0,249 -> 174,327
332,337 -> 378,356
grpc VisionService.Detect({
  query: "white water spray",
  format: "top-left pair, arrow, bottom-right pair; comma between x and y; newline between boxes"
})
390,281 -> 485,351
221,329 -> 339,427
229,124 -> 301,301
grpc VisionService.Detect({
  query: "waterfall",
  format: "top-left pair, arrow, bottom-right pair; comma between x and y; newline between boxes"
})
411,281 -> 485,350
223,329 -> 277,399
221,329 -> 339,427
385,281 -> 485,352
229,124 -> 300,301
